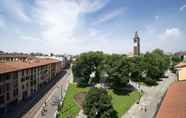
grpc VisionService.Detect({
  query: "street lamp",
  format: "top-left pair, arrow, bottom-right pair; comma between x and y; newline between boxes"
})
57,85 -> 63,100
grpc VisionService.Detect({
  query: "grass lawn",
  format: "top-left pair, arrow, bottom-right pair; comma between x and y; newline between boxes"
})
60,84 -> 140,118
109,90 -> 140,117
59,84 -> 89,118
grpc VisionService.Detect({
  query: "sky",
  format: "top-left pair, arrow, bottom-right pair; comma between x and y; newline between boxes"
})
0,0 -> 186,55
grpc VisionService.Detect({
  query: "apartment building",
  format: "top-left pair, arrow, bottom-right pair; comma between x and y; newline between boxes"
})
0,58 -> 61,110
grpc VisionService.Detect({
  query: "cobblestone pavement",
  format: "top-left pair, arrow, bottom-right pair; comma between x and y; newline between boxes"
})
122,72 -> 176,118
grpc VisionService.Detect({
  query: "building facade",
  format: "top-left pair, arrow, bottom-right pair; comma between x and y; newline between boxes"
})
0,54 -> 34,63
0,58 -> 61,110
176,61 -> 186,81
36,55 -> 70,69
133,32 -> 140,56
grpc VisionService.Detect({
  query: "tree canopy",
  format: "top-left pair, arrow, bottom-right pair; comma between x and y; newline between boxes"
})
72,51 -> 104,86
143,49 -> 170,80
72,49 -> 172,87
83,88 -> 117,118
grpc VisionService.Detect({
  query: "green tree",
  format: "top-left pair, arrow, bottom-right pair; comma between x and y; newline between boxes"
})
128,56 -> 145,82
83,88 -> 117,118
72,51 -> 104,86
152,49 -> 170,75
170,54 -> 182,73
143,49 -> 170,81
106,55 -> 130,90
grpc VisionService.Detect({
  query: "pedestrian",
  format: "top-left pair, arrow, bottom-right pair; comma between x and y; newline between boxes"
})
45,101 -> 47,107
144,107 -> 147,112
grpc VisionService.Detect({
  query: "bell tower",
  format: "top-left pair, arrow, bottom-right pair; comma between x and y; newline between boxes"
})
133,31 -> 140,56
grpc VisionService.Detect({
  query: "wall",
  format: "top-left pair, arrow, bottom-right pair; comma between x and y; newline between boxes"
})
178,67 -> 186,81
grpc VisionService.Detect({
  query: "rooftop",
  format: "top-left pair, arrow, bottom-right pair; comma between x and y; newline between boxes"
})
175,51 -> 186,56
0,53 -> 32,58
0,58 -> 60,74
156,81 -> 186,118
175,61 -> 186,68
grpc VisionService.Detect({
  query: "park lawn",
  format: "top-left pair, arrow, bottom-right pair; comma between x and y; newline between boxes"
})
60,84 -> 89,118
109,90 -> 140,117
60,84 -> 140,118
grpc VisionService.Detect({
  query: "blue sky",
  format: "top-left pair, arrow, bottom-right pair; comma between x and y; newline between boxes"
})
0,0 -> 186,54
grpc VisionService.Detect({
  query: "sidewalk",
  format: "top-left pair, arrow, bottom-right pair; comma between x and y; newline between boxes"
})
122,72 -> 176,118
31,69 -> 71,118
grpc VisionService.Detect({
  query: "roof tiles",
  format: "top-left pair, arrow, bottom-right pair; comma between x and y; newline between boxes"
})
0,58 -> 60,74
156,81 -> 186,118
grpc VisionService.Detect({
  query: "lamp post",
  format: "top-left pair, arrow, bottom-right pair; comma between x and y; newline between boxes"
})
57,85 -> 63,100
61,85 -> 63,100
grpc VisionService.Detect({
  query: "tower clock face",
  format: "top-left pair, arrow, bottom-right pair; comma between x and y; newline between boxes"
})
134,42 -> 137,46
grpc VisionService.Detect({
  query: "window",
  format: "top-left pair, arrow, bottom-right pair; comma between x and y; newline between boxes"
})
0,85 -> 2,95
21,71 -> 24,77
0,95 -> 4,105
22,85 -> 24,89
13,72 -> 18,79
21,78 -> 24,82
0,75 -> 2,82
26,69 -> 29,75
30,81 -> 33,87
6,93 -> 10,101
6,83 -> 10,91
5,74 -> 10,80
31,75 -> 33,81
13,82 -> 18,88
34,80 -> 36,85
13,89 -> 18,96
26,83 -> 29,87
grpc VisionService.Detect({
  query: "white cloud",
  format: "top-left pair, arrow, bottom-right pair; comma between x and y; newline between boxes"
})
179,4 -> 186,11
159,28 -> 182,40
60,30 -> 130,54
32,0 -> 111,54
142,27 -> 185,53
1,0 -> 30,22
78,0 -> 109,13
34,0 -> 80,41
93,8 -> 124,25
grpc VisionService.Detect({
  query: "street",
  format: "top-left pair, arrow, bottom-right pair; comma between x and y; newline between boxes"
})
22,69 -> 71,118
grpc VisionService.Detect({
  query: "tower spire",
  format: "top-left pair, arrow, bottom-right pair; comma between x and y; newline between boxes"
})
134,31 -> 139,38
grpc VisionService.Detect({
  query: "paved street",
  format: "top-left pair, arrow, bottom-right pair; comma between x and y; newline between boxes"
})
22,69 -> 72,118
122,72 -> 176,118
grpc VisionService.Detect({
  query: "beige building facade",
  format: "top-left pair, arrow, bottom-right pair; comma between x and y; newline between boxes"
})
176,61 -> 186,81
0,57 -> 61,110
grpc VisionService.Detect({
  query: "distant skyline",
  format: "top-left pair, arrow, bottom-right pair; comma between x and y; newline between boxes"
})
0,0 -> 186,54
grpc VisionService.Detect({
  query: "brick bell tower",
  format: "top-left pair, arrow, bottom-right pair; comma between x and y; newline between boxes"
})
133,31 -> 140,56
